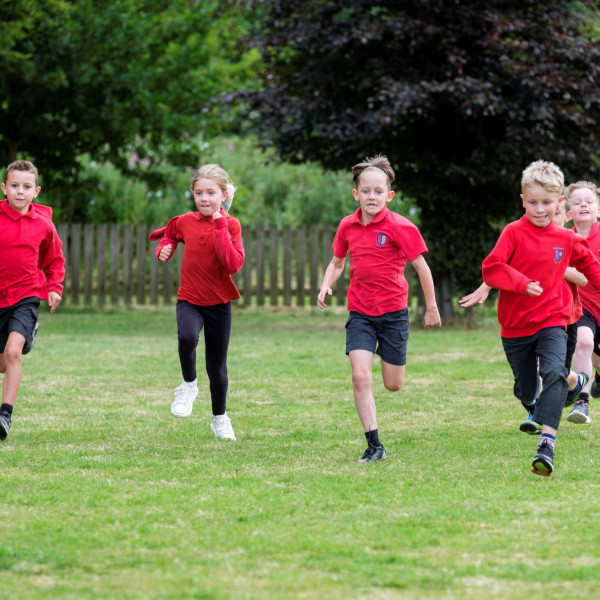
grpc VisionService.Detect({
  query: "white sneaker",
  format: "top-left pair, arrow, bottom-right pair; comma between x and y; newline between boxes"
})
171,384 -> 198,418
211,413 -> 236,440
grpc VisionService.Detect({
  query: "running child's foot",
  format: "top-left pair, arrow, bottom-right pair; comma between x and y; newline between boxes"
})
519,411 -> 542,435
567,399 -> 591,424
591,373 -> 600,399
531,439 -> 554,477
171,384 -> 198,418
565,372 -> 589,407
211,413 -> 236,440
0,413 -> 12,441
358,444 -> 387,463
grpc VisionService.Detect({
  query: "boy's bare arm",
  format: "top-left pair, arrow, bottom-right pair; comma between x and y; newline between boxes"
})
317,256 -> 345,309
410,254 -> 441,327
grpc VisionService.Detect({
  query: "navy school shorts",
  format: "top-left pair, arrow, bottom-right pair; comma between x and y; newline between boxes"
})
0,297 -> 40,355
345,308 -> 409,366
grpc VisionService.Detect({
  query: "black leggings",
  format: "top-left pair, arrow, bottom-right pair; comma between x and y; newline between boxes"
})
176,300 -> 231,416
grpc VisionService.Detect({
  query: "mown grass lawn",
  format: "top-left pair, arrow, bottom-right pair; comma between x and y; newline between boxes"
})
2,306 -> 600,599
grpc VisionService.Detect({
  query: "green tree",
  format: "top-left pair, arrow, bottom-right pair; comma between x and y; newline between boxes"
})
0,0 -> 258,221
233,0 -> 600,317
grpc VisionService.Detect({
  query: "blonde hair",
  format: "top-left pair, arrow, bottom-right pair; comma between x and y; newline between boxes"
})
352,155 -> 395,188
521,160 -> 564,194
4,160 -> 38,185
189,163 -> 236,211
564,181 -> 600,208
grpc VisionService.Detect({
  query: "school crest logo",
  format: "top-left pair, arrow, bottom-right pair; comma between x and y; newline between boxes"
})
553,247 -> 564,264
376,232 -> 387,248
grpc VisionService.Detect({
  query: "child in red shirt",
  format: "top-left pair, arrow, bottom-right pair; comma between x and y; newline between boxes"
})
460,197 -> 588,432
317,155 -> 441,463
0,160 -> 65,441
482,161 -> 600,476
567,181 -> 600,424
150,164 -> 244,440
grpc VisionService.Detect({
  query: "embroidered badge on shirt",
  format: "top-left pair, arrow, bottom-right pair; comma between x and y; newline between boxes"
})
376,232 -> 387,248
553,247 -> 564,264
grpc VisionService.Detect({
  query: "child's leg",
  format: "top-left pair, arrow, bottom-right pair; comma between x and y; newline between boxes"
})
202,303 -> 232,416
349,349 -> 377,432
0,331 -> 26,407
501,335 -> 539,405
381,361 -> 405,392
535,327 -> 568,430
176,300 -> 203,382
573,325 -> 594,394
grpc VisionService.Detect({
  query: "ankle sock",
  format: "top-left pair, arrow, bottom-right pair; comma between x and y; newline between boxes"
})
182,379 -> 197,390
0,403 -> 13,417
579,392 -> 589,404
365,428 -> 381,448
541,433 -> 555,448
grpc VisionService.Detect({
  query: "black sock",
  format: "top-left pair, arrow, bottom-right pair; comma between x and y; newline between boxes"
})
579,392 -> 589,404
365,429 -> 381,448
0,403 -> 13,417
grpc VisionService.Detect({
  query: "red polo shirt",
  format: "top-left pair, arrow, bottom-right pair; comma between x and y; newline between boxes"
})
0,199 -> 65,308
332,206 -> 428,316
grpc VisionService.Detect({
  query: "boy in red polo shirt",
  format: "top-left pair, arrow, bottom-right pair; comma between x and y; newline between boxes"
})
317,155 -> 441,463
482,160 -> 600,477
567,181 -> 600,424
0,160 -> 65,441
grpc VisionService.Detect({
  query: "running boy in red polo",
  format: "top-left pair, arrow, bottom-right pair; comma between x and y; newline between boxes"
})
0,160 -> 65,441
318,155 -> 441,463
482,160 -> 600,476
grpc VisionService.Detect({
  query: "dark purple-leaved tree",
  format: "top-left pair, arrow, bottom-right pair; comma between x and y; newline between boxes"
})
232,0 -> 600,319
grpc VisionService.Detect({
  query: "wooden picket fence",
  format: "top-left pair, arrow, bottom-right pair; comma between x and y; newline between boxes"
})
56,223 -> 353,308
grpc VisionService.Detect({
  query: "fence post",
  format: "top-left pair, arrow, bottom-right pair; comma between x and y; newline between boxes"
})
296,226 -> 306,307
84,224 -> 94,306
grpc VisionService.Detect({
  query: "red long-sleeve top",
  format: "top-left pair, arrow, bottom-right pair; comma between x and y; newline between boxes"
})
0,200 -> 65,308
573,221 -> 600,326
150,210 -> 244,306
482,216 -> 600,338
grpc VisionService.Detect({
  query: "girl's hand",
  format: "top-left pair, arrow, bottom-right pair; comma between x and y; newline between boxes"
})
213,210 -> 223,221
48,291 -> 62,313
158,244 -> 173,262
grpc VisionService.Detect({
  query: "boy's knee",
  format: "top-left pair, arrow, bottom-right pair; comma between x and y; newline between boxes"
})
352,370 -> 372,391
3,345 -> 22,366
383,379 -> 403,392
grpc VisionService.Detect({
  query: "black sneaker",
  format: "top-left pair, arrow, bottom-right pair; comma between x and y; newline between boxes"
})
519,408 -> 542,435
567,400 -> 591,424
591,374 -> 600,399
531,439 -> 554,477
358,445 -> 387,463
565,372 -> 589,407
0,413 -> 11,441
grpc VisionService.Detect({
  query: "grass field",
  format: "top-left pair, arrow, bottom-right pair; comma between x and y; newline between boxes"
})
2,306 -> 600,600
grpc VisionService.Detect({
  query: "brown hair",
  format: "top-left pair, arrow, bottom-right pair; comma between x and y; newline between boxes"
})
352,155 -> 395,188
4,160 -> 38,185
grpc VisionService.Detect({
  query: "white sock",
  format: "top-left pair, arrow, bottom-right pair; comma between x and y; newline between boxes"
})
182,379 -> 197,390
